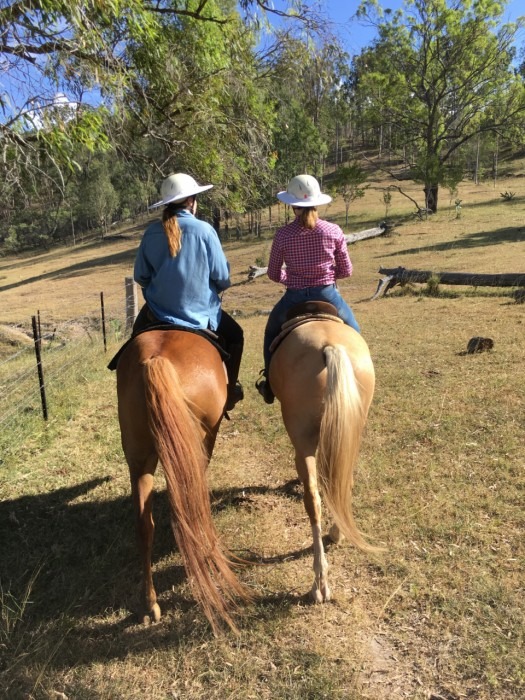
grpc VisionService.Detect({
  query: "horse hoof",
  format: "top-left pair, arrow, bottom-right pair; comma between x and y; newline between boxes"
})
142,603 -> 161,625
311,587 -> 324,604
151,603 -> 161,622
311,582 -> 331,603
328,524 -> 342,544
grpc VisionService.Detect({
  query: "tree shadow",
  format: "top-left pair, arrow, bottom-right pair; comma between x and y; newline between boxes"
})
0,247 -> 139,293
0,222 -> 147,273
377,224 -> 525,260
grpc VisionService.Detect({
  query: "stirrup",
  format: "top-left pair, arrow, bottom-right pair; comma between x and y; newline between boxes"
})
255,370 -> 274,405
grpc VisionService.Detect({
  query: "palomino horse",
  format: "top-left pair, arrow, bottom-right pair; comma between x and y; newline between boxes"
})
268,318 -> 376,602
115,330 -> 249,633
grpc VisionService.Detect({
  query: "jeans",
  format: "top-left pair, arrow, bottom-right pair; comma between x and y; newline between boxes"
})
216,309 -> 244,348
263,284 -> 360,370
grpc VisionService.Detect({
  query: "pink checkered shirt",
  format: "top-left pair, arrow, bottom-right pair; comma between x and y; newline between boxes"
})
267,217 -> 352,289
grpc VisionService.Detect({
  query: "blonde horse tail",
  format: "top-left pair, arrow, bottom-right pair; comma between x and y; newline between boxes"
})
317,345 -> 376,553
143,356 -> 249,634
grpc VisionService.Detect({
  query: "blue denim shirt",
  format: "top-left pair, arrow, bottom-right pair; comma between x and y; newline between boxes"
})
134,211 -> 231,330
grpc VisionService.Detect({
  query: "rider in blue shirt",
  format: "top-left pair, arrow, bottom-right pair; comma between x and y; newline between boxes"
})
133,173 -> 244,411
134,211 -> 230,330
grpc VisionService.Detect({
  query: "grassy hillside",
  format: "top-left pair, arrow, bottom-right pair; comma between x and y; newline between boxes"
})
0,172 -> 524,699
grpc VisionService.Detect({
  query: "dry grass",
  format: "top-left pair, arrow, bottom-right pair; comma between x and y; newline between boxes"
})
0,171 -> 524,699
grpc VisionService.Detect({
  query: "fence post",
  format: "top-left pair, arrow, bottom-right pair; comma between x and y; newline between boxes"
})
32,315 -> 48,421
100,292 -> 107,353
125,277 -> 138,332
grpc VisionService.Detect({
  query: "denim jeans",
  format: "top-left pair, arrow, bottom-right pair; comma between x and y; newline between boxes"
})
263,284 -> 360,370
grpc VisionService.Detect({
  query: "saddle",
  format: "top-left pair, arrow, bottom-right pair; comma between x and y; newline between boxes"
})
107,323 -> 227,371
269,301 -> 343,354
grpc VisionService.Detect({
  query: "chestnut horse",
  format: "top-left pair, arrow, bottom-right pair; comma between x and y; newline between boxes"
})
115,330 -> 249,633
268,319 -> 376,602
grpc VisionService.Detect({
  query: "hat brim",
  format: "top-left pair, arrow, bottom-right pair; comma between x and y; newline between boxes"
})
149,183 -> 213,209
276,190 -> 332,207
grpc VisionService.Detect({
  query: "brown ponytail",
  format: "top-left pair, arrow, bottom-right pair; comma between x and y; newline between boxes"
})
297,207 -> 318,230
162,203 -> 183,257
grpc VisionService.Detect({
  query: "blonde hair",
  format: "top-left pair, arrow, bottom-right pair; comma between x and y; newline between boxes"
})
162,201 -> 191,257
296,207 -> 318,230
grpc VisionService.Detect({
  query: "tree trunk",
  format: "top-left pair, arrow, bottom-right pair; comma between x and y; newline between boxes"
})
70,210 -> 76,246
424,184 -> 439,212
474,136 -> 481,185
493,134 -> 499,189
213,207 -> 221,238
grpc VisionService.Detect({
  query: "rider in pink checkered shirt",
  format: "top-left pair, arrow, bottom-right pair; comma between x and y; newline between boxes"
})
256,174 -> 360,404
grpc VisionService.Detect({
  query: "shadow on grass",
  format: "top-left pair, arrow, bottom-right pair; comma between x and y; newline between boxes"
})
377,224 -> 525,260
0,476 -> 305,618
240,533 -> 336,567
211,478 -> 303,512
1,474 -> 313,693
1,477 -> 144,619
0,222 -> 147,272
0,246 -> 139,293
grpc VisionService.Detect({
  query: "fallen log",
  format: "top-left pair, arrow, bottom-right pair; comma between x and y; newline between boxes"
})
248,224 -> 388,280
345,224 -> 389,244
248,265 -> 269,280
372,266 -> 525,299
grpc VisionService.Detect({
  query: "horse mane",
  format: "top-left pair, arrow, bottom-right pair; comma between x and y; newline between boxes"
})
143,356 -> 250,633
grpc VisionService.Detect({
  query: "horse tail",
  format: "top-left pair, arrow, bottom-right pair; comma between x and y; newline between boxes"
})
317,344 -> 377,552
143,356 -> 249,634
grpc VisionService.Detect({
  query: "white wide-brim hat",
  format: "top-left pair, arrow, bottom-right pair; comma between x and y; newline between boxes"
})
150,173 -> 213,209
276,174 -> 332,207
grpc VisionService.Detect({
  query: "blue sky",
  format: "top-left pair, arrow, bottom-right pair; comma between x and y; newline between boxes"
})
322,0 -> 525,56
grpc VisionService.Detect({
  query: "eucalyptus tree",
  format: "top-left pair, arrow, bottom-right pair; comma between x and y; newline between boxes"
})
121,0 -> 278,219
0,0 -> 158,200
262,34 -> 351,191
353,0 -> 525,211
330,162 -> 368,226
0,0 -> 314,245
75,160 -> 118,237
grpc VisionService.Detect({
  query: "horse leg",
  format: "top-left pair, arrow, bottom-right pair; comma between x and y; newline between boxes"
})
129,458 -> 160,624
295,452 -> 331,603
203,430 -> 218,462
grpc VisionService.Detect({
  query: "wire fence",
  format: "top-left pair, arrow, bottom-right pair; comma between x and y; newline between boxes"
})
0,287 -> 131,436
